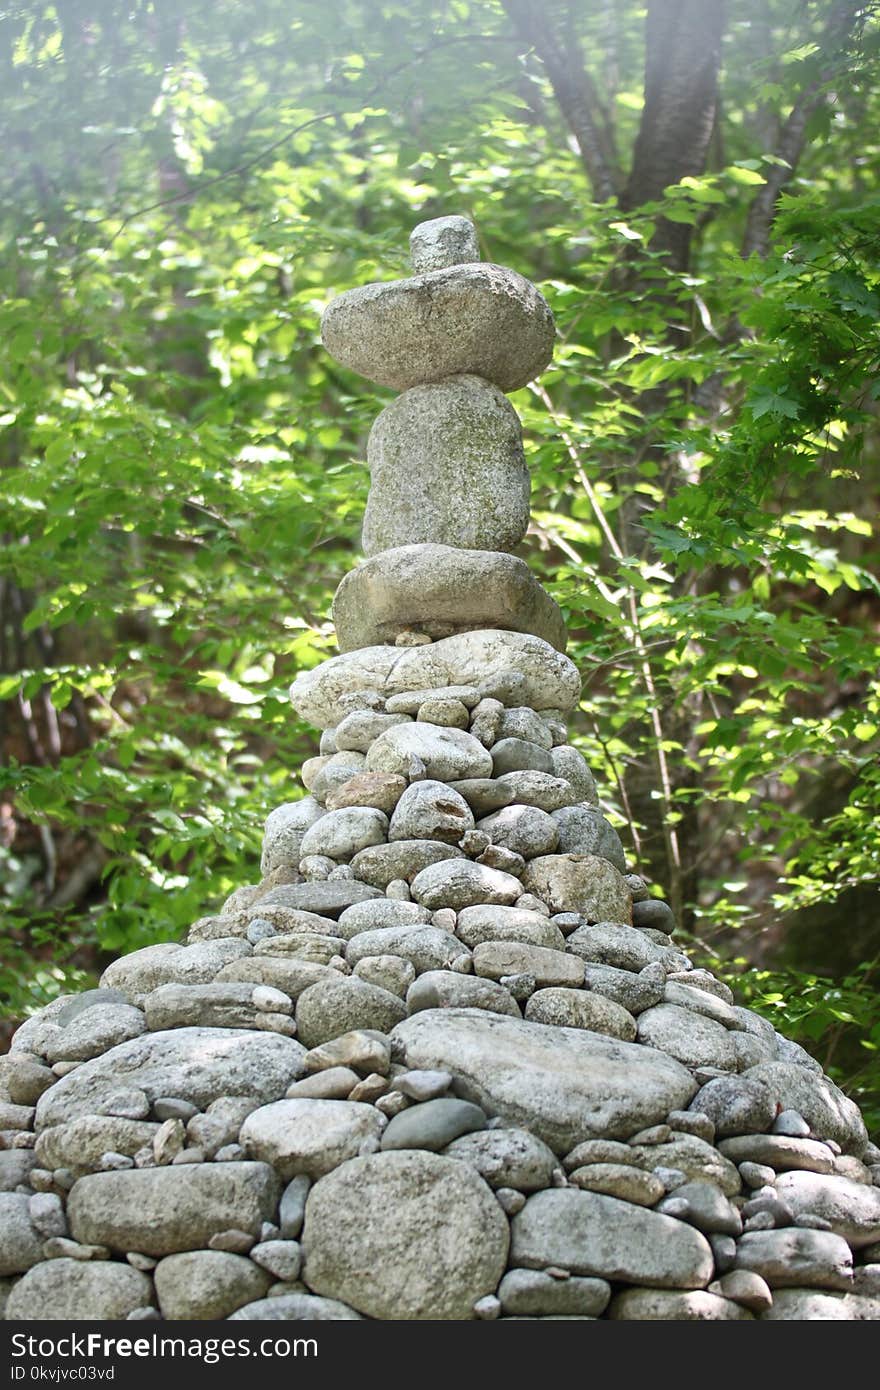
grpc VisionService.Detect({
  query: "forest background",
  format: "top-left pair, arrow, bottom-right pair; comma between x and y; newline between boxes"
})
1,0 -> 878,1132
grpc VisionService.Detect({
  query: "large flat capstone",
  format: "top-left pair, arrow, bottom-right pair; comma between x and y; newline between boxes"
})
289,629 -> 581,729
333,544 -> 566,652
391,1009 -> 697,1153
35,1028 -> 304,1129
320,263 -> 555,393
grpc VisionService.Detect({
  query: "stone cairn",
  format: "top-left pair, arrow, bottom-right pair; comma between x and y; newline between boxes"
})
2,218 -> 879,1324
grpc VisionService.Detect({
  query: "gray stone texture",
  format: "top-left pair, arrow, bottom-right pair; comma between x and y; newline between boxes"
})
321,262 -> 555,393
362,379 -> 530,555
334,544 -> 566,651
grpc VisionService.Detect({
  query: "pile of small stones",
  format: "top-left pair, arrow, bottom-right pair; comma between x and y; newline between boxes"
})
2,218 -> 878,1322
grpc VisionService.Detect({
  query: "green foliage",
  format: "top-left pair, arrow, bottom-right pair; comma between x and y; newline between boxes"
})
1,1 -> 878,1124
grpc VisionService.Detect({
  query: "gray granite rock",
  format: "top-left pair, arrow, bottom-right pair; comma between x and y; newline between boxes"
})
34,1116 -> 159,1175
406,971 -> 521,1018
154,1250 -> 270,1320
332,709 -> 412,753
409,215 -> 480,273
261,799 -> 324,876
566,923 -> 668,972
498,1268 -> 611,1317
638,1003 -> 738,1072
325,771 -> 407,815
496,771 -> 578,811
455,904 -> 564,950
229,1293 -> 362,1319
294,975 -> 406,1049
365,722 -> 493,781
734,1227 -> 854,1288
100,940 -> 252,1008
632,899 -> 676,934
332,542 -> 567,650
476,803 -> 559,858
551,807 -> 627,872
609,1288 -> 753,1320
511,1188 -> 714,1287
549,746 -> 597,803
774,1171 -> 880,1247
525,987 -> 636,1040
241,1099 -> 382,1179
0,1193 -> 43,1276
393,1009 -> 696,1152
687,1074 -> 777,1138
302,1150 -> 509,1319
410,859 -> 522,910
380,1098 -> 486,1152
45,1003 -> 147,1064
520,855 -> 631,922
582,963 -> 665,1015
5,1259 -> 153,1321
718,1134 -> 835,1174
443,1126 -> 558,1191
321,263 -> 554,393
569,1163 -> 665,1206
346,925 -> 462,973
743,1061 -> 868,1154
36,1029 -> 303,1129
298,807 -> 389,861
67,1163 -> 279,1256
656,1179 -> 742,1235
252,880 -> 383,918
289,630 -> 582,729
388,779 -> 474,844
759,1288 -> 880,1320
491,737 -> 555,777
350,840 -> 464,889
473,941 -> 584,988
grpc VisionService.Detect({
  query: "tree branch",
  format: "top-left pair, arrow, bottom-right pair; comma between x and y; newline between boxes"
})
742,2 -> 868,258
502,0 -> 620,203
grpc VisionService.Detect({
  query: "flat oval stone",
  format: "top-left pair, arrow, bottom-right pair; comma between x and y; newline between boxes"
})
551,806 -> 627,873
410,860 -> 522,910
154,1249 -> 270,1320
35,1028 -> 304,1130
455,905 -> 565,950
392,1009 -> 697,1152
302,1150 -> 510,1319
406,971 -> 521,1019
380,1098 -> 487,1152
451,779 -> 516,814
366,723 -> 492,781
510,1188 -> 714,1288
298,807 -> 388,862
525,987 -> 636,1041
321,262 -> 555,393
241,1099 -> 382,1179
67,1163 -> 279,1257
637,1004 -> 738,1072
773,1171 -> 880,1247
5,1259 -> 153,1321
255,880 -> 383,918
472,941 -> 584,988
350,840 -> 464,889
609,1289 -> 753,1320
289,630 -> 582,729
345,925 -> 462,973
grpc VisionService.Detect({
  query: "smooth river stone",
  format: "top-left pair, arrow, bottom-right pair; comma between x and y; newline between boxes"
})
67,1163 -> 279,1256
361,381 -> 530,555
409,215 -> 480,273
410,860 -> 522,910
35,1028 -> 304,1129
289,629 -> 582,729
302,1151 -> 510,1319
320,262 -> 555,393
241,1099 -> 382,1179
5,1260 -> 153,1322
391,1009 -> 697,1153
334,543 -> 566,651
520,854 -> 632,923
510,1188 -> 714,1288
365,722 -> 492,781
742,1061 -> 869,1154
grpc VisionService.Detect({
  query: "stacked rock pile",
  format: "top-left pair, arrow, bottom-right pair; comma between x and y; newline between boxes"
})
2,218 -> 879,1322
